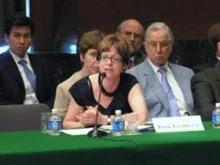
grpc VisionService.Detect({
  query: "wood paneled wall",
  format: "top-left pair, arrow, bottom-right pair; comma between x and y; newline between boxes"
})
30,0 -> 220,69
31,0 -> 220,52
77,0 -> 220,39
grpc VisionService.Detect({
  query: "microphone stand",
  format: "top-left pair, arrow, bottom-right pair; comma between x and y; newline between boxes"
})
87,73 -> 108,138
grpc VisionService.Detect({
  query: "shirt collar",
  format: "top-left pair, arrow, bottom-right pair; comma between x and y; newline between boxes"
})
9,49 -> 30,64
147,57 -> 170,73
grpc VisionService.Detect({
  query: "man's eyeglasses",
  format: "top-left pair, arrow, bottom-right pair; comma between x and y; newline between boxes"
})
146,40 -> 172,50
100,54 -> 122,63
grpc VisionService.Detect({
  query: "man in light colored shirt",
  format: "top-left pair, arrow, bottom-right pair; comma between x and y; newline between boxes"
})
0,14 -> 56,108
127,22 -> 195,120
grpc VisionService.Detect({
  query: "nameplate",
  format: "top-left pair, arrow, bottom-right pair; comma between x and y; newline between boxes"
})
152,116 -> 204,133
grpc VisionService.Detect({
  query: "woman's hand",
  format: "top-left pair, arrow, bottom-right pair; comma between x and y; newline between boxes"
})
76,105 -> 106,127
76,106 -> 97,127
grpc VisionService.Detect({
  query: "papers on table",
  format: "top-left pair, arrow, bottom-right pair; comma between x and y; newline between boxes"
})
61,116 -> 204,135
62,125 -> 152,136
99,125 -> 152,131
62,128 -> 93,136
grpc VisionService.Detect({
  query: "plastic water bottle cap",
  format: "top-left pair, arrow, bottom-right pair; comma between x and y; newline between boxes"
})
115,110 -> 122,115
52,109 -> 58,113
216,103 -> 220,108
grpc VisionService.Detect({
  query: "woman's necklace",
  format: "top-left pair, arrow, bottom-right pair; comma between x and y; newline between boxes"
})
98,73 -> 118,97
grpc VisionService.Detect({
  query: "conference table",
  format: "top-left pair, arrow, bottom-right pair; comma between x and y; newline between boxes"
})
0,121 -> 220,165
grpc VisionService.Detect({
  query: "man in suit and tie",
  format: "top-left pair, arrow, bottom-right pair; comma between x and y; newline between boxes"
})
0,14 -> 56,108
191,23 -> 220,120
116,19 -> 146,68
127,22 -> 195,120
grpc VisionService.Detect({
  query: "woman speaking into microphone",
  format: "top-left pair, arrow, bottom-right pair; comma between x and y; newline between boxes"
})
63,34 -> 148,129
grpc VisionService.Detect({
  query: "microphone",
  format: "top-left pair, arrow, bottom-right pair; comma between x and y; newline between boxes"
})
87,72 -> 108,138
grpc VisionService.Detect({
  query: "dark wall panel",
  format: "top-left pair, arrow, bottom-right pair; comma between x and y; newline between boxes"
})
32,0 -> 220,50
77,0 -> 220,39
30,0 -> 220,70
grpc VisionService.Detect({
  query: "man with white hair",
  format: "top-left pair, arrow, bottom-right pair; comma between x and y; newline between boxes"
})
127,22 -> 195,119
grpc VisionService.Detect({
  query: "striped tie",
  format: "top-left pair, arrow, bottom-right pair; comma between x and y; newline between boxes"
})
19,59 -> 36,92
158,67 -> 180,116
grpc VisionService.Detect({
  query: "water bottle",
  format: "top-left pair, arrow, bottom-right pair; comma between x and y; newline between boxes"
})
48,109 -> 62,135
112,110 -> 125,136
212,103 -> 220,128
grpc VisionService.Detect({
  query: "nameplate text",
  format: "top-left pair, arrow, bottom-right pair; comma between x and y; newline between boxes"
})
152,116 -> 204,133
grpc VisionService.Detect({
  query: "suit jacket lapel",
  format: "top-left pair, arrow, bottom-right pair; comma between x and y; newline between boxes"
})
215,68 -> 220,81
29,55 -> 40,96
169,63 -> 191,111
170,63 -> 187,94
5,52 -> 24,88
144,59 -> 170,112
213,69 -> 220,103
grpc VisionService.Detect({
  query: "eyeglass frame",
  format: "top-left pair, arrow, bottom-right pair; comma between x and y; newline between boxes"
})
99,53 -> 123,64
145,40 -> 172,51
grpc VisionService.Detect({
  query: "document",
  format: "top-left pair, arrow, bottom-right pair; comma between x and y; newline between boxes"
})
62,128 -> 93,135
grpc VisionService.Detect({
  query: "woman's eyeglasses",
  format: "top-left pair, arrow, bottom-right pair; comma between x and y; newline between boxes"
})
100,54 -> 122,63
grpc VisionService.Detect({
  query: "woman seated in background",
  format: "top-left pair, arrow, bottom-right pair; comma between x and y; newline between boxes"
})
63,34 -> 148,129
53,30 -> 105,118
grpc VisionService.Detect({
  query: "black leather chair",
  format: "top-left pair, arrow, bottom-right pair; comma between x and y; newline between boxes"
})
0,104 -> 51,132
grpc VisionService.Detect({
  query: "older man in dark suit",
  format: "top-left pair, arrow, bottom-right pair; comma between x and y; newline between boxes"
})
0,14 -> 56,108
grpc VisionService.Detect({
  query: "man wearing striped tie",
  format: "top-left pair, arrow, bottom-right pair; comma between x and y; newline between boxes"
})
0,14 -> 56,108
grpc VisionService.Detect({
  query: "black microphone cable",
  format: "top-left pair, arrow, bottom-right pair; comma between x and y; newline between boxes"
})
87,72 -> 108,138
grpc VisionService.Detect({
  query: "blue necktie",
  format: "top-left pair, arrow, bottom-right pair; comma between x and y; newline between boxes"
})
158,68 -> 180,116
19,60 -> 36,92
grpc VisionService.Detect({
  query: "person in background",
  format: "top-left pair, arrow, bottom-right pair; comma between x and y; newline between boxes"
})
127,22 -> 194,120
192,23 -> 220,73
63,34 -> 148,128
0,14 -> 56,108
54,30 -> 105,118
116,19 -> 146,68
191,23 -> 220,120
